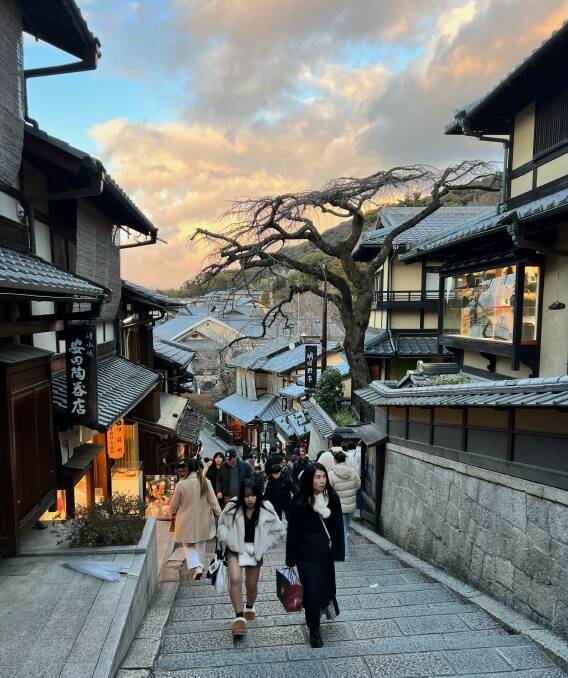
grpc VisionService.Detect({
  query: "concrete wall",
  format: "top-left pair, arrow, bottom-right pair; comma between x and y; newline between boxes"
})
379,442 -> 568,639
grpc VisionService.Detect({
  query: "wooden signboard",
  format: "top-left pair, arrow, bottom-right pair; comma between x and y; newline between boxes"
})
65,324 -> 98,425
304,345 -> 318,391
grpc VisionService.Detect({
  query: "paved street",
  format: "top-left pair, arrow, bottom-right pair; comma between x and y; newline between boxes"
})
149,530 -> 566,678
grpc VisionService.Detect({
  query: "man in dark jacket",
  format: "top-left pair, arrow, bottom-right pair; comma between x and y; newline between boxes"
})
264,464 -> 294,520
292,447 -> 310,489
217,449 -> 252,502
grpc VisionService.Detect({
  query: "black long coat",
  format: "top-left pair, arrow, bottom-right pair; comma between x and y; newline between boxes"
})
285,491 -> 344,629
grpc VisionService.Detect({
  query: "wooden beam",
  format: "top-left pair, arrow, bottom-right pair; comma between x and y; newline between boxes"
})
0,319 -> 64,338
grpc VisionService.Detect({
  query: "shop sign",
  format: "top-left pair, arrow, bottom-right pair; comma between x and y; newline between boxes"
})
107,419 -> 125,459
304,345 -> 318,390
66,324 -> 97,424
281,396 -> 288,411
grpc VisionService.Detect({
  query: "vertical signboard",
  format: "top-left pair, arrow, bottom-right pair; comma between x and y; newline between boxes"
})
107,419 -> 125,459
66,324 -> 98,425
304,344 -> 318,391
281,396 -> 288,411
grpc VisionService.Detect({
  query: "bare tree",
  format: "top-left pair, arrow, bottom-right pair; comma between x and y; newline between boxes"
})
193,161 -> 500,396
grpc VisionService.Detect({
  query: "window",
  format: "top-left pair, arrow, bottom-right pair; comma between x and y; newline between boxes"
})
534,87 -> 568,156
425,270 -> 439,300
443,265 -> 518,343
522,265 -> 539,344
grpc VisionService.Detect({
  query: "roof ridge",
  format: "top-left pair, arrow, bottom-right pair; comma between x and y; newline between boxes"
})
369,375 -> 568,396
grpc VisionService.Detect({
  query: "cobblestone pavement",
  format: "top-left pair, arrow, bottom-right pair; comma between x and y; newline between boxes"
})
148,530 -> 567,678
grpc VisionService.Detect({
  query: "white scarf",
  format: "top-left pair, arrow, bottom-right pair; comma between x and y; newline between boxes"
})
312,491 -> 330,519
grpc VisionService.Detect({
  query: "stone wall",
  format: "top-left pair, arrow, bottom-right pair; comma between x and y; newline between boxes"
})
380,442 -> 568,638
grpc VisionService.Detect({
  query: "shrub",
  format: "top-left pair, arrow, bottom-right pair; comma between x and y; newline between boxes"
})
428,374 -> 473,386
58,493 -> 145,547
334,407 -> 358,427
314,367 -> 343,414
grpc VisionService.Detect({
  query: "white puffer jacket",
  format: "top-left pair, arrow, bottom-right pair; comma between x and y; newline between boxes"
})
328,462 -> 361,514
217,500 -> 284,560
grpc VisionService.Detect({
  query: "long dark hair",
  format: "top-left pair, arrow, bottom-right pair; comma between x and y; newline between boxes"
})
187,458 -> 208,497
295,462 -> 338,507
228,479 -> 273,525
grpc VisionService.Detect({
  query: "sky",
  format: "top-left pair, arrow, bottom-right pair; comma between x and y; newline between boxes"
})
24,0 -> 568,289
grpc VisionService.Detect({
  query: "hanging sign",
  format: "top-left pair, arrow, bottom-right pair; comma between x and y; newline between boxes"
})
304,345 -> 318,391
281,396 -> 288,411
65,324 -> 98,425
107,419 -> 125,459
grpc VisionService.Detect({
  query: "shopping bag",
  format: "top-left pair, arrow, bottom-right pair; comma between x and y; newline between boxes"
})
276,567 -> 303,613
207,543 -> 228,594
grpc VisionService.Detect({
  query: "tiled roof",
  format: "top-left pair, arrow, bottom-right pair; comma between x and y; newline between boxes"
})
0,246 -> 107,300
274,410 -> 310,440
156,393 -> 189,432
0,343 -> 53,364
214,393 -> 282,424
228,339 -> 291,369
122,280 -> 185,310
301,399 -> 337,438
25,127 -> 156,236
354,207 -> 494,258
262,342 -> 342,374
176,407 -> 204,445
153,337 -> 195,369
445,21 -> 568,134
52,355 -> 161,430
355,375 -> 568,408
364,331 -> 450,358
402,187 -> 568,261
279,383 -> 306,398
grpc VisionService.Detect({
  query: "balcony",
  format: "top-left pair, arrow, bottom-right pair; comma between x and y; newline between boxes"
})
372,290 -> 439,309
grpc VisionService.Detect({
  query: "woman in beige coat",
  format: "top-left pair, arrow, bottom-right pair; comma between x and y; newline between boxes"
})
328,451 -> 361,558
170,458 -> 221,579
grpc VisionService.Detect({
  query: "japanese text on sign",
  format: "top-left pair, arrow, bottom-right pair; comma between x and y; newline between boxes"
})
304,345 -> 318,391
66,324 -> 98,424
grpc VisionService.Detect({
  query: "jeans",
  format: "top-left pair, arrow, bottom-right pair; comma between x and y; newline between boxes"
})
343,512 -> 354,557
184,541 -> 206,570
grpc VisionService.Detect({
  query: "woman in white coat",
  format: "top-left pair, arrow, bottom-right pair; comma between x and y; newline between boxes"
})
169,458 -> 221,579
328,451 -> 361,557
217,478 -> 284,637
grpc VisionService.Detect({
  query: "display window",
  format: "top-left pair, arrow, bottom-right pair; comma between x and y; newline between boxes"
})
442,264 -> 540,344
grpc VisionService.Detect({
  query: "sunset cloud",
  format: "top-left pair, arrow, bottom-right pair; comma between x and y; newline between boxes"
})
72,0 -> 568,288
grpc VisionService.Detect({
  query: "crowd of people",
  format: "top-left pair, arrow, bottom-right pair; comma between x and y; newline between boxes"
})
168,436 -> 361,648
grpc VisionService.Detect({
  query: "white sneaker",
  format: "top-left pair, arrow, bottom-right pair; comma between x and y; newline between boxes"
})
244,605 -> 256,621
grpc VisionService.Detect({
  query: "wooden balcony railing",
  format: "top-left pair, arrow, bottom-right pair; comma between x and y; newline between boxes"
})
372,290 -> 439,307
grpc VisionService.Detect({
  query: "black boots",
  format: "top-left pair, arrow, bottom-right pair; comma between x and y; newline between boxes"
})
309,627 -> 323,648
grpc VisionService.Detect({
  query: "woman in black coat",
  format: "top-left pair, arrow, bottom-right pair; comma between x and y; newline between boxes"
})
285,462 -> 344,648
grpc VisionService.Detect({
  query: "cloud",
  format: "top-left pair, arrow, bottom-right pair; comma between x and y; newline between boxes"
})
85,0 -> 568,289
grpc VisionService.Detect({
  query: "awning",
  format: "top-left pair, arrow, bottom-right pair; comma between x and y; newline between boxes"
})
176,408 -> 204,446
0,343 -> 52,365
353,423 -> 388,446
153,337 -> 195,370
58,443 -> 103,486
301,400 -> 337,438
52,355 -> 161,430
279,383 -> 306,399
274,410 -> 310,440
122,280 -> 185,312
0,245 -> 108,302
134,393 -> 203,445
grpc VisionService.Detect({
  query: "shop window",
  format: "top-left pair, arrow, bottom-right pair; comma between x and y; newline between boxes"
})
443,265 -> 540,344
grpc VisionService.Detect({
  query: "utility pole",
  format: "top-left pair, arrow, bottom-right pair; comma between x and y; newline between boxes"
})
321,263 -> 328,372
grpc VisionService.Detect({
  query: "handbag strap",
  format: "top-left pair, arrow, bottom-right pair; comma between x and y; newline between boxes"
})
319,515 -> 332,547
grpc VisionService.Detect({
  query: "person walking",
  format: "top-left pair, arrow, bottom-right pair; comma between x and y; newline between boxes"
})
217,479 -> 284,637
217,448 -> 252,504
285,463 -> 344,648
328,450 -> 361,557
292,447 -> 310,490
253,461 -> 266,493
263,463 -> 294,520
169,458 -> 221,579
206,451 -> 225,507
317,434 -> 343,473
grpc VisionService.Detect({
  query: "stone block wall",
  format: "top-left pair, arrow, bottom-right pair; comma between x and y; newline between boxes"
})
380,443 -> 568,638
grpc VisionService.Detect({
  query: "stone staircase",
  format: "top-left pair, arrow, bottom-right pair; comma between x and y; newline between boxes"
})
151,531 -> 565,677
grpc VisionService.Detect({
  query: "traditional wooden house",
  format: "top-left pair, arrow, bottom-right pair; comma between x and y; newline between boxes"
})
356,22 -> 568,639
355,207 -> 492,379
215,339 -> 346,455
